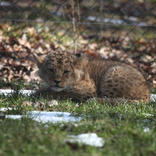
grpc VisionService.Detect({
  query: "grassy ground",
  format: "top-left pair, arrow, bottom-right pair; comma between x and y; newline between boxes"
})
0,1 -> 156,155
0,81 -> 156,156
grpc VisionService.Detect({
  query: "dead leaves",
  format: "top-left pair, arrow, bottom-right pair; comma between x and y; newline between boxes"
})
82,35 -> 156,87
0,24 -> 156,88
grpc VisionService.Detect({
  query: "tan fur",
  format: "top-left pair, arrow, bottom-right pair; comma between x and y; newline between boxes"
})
33,50 -> 150,105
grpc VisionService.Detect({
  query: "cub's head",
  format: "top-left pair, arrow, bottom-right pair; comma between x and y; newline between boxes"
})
33,50 -> 86,92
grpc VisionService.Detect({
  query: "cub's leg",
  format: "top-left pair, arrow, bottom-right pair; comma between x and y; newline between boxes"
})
34,86 -> 54,99
96,66 -> 150,105
90,97 -> 145,106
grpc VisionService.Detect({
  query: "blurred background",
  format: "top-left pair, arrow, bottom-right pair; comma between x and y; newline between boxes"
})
0,0 -> 156,89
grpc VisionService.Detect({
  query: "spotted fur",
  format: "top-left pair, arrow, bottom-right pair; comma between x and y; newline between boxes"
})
33,50 -> 150,105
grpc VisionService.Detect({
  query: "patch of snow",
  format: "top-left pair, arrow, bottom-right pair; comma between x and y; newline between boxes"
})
5,111 -> 82,124
0,107 -> 16,112
5,115 -> 23,120
87,16 -> 123,24
143,127 -> 150,133
19,90 -> 35,96
0,89 -> 14,96
67,133 -> 104,147
150,94 -> 156,102
141,113 -> 153,117
0,89 -> 35,96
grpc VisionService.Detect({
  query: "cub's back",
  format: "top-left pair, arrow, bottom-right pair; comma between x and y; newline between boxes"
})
86,58 -> 150,103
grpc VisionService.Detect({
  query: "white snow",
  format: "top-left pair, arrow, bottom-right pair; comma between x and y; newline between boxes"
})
67,133 -> 104,147
4,111 -> 82,124
0,89 -> 35,96
150,94 -> 156,102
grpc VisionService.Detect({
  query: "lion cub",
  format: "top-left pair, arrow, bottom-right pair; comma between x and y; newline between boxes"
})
33,50 -> 150,105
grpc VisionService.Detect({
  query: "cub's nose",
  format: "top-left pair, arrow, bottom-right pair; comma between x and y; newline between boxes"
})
54,80 -> 61,84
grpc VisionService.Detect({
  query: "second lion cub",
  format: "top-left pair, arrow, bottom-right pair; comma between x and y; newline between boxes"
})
33,50 -> 150,105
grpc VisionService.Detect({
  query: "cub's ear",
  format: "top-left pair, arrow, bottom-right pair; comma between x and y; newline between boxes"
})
70,53 -> 81,62
74,53 -> 81,57
33,53 -> 46,68
73,54 -> 87,70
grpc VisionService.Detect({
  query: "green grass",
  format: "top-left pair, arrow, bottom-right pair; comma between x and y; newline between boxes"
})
0,81 -> 156,156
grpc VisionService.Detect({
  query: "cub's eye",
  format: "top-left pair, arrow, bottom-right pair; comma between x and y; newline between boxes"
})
48,69 -> 54,73
63,70 -> 69,74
